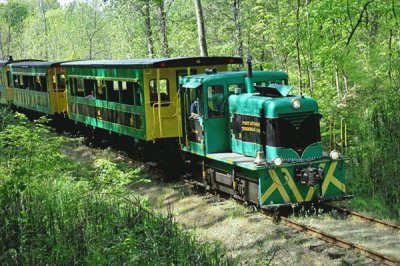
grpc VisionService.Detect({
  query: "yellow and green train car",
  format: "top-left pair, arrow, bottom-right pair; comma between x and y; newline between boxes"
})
9,61 -> 68,115
61,57 -> 242,142
0,59 -> 15,105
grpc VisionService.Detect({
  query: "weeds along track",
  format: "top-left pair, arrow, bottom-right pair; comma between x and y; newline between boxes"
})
70,136 -> 398,266
95,147 -> 400,266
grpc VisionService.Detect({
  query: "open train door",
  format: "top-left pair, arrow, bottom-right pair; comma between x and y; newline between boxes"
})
180,81 -> 206,156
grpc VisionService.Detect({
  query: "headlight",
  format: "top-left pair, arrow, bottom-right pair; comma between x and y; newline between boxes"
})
330,150 -> 340,160
291,98 -> 301,109
272,157 -> 283,166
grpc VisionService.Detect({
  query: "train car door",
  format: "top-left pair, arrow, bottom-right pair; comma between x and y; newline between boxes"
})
202,83 -> 230,153
181,81 -> 229,155
182,85 -> 206,155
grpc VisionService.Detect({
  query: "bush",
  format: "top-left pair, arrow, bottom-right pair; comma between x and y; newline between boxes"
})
0,110 -> 228,265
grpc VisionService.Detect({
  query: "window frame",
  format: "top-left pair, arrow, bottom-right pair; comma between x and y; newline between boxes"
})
149,78 -> 170,106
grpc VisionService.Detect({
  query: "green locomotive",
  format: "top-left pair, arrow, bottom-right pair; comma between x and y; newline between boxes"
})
180,61 -> 349,207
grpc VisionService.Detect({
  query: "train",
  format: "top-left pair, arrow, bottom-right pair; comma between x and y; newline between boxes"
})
0,56 -> 351,208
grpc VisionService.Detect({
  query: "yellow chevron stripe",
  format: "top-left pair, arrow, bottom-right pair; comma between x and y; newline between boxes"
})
261,183 -> 278,203
322,161 -> 346,195
268,169 -> 291,203
281,168 -> 304,202
305,187 -> 315,201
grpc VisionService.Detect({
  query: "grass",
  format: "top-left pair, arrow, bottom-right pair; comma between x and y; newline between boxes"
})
338,195 -> 400,224
0,109 -> 230,265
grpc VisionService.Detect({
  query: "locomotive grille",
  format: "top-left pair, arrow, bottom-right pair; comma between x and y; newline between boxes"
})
279,111 -> 313,128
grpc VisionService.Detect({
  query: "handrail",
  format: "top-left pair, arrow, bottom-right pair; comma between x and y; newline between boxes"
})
157,69 -> 163,136
53,68 -> 60,114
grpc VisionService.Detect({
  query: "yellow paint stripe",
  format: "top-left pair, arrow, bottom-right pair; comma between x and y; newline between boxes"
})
281,168 -> 304,202
305,187 -> 315,201
322,161 -> 345,195
261,183 -> 278,203
268,169 -> 291,203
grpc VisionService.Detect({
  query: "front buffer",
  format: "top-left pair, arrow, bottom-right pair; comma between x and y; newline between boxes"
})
258,158 -> 348,207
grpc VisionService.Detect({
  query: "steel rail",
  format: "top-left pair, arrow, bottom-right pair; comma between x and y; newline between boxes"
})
323,204 -> 400,231
274,214 -> 400,266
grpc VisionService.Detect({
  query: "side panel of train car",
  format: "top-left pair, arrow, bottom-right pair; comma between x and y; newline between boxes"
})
180,70 -> 349,207
62,57 -> 242,142
9,61 -> 68,114
0,61 -> 8,105
0,61 -> 16,105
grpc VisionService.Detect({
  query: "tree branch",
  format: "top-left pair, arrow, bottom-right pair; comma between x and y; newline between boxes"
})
346,0 -> 374,47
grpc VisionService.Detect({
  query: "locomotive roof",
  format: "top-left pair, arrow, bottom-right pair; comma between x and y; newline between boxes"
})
181,70 -> 288,88
9,60 -> 67,68
60,57 -> 243,68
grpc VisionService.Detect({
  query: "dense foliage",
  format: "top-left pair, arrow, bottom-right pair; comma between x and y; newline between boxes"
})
0,109 -> 227,265
0,0 -> 399,215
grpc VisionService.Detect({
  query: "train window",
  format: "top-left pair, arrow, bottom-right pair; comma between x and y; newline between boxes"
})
35,76 -> 42,91
41,76 -> 47,92
96,80 -> 106,100
76,79 -> 84,97
121,81 -> 134,105
54,74 -> 66,91
13,75 -> 18,88
6,71 -> 10,87
207,85 -> 225,118
105,80 -> 119,103
228,84 -> 244,94
69,78 -> 75,95
22,76 -> 33,90
150,79 -> 169,105
13,75 -> 22,89
83,79 -> 97,98
134,82 -> 141,106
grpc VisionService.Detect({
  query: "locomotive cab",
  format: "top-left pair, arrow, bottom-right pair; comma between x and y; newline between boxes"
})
180,69 -> 350,208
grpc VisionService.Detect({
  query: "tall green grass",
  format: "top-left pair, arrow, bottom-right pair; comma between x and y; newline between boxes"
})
0,109 -> 228,265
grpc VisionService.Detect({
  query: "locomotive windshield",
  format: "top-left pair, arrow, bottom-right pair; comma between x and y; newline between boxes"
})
266,113 -> 322,154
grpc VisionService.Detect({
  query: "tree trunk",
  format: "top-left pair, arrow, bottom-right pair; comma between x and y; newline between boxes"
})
7,22 -> 11,58
331,20 -> 341,97
260,34 -> 266,63
158,1 -> 169,58
0,27 -> 3,59
388,29 -> 393,83
295,0 -> 302,93
194,0 -> 208,56
233,0 -> 243,58
144,0 -> 154,58
305,0 -> 313,95
38,0 -> 49,60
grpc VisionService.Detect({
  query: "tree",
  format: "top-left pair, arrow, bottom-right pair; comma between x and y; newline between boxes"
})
194,0 -> 207,56
0,0 -> 29,58
233,0 -> 243,58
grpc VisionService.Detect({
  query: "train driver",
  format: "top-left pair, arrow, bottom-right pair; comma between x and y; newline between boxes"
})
190,98 -> 199,119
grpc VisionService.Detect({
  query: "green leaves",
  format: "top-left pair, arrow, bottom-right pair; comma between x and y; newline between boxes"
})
0,108 -> 228,264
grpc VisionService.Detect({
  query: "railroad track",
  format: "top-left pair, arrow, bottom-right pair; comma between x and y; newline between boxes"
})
274,213 -> 400,266
182,178 -> 400,265
322,203 -> 400,231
